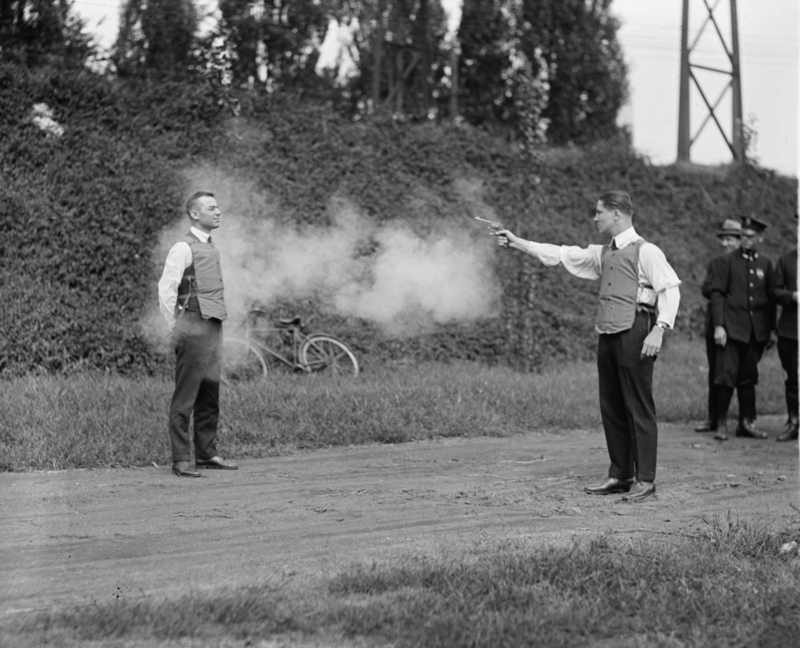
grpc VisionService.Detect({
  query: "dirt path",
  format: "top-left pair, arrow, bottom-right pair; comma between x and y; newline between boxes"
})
1,416 -> 798,617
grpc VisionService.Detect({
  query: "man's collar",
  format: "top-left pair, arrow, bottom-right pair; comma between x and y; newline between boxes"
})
740,248 -> 759,260
190,226 -> 210,242
611,226 -> 639,249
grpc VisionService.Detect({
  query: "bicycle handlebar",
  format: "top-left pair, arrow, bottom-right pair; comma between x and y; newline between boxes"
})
247,308 -> 305,331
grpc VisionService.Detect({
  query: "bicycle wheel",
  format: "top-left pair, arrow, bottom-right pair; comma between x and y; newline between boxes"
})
221,337 -> 268,383
299,334 -> 359,377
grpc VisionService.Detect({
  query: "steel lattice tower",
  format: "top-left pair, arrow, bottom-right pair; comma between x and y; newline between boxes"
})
677,0 -> 744,163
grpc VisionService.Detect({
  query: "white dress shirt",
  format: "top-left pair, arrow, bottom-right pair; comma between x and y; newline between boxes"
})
520,226 -> 681,329
158,226 -> 210,331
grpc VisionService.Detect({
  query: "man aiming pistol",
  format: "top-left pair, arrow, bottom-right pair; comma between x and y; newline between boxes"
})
481,192 -> 681,503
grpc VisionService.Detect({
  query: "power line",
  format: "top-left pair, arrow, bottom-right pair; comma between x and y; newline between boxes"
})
73,0 -> 121,9
624,36 -> 797,54
622,37 -> 797,65
624,48 -> 797,66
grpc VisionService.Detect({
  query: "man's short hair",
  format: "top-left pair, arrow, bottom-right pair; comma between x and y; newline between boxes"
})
186,191 -> 215,217
599,190 -> 634,217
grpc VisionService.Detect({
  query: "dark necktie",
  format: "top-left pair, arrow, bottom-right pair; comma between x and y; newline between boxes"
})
610,239 -> 618,251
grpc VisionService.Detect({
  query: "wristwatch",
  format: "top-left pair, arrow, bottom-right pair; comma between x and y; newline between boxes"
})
656,322 -> 668,330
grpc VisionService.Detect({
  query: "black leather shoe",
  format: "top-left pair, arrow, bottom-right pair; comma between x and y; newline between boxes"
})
777,420 -> 799,442
172,461 -> 201,478
621,481 -> 656,502
735,420 -> 767,439
196,456 -> 239,470
694,421 -> 717,432
584,477 -> 634,495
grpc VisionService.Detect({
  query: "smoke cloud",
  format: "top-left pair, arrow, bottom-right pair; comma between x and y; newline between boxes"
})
144,164 -> 501,343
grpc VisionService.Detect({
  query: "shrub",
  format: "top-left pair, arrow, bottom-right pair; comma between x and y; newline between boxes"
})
1,66 -> 796,375
0,64 -> 226,375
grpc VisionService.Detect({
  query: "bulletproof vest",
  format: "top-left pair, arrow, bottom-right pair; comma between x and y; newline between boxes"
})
176,232 -> 227,321
595,239 -> 646,334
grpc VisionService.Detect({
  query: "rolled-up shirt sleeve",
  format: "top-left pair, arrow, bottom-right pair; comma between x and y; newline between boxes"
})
521,241 -> 603,280
640,243 -> 681,292
640,243 -> 681,329
158,242 -> 192,331
655,286 -> 681,329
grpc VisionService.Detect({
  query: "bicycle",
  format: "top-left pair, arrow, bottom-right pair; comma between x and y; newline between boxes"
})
222,308 -> 359,382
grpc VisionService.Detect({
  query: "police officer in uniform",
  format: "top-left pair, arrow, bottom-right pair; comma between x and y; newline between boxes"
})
708,215 -> 775,441
771,215 -> 798,442
158,192 -> 238,477
492,191 -> 681,502
695,219 -> 742,433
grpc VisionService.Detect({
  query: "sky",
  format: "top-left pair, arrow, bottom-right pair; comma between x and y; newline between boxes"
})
73,0 -> 798,178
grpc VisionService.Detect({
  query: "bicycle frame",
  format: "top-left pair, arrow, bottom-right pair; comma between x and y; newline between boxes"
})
222,308 -> 360,380
243,310 -> 310,372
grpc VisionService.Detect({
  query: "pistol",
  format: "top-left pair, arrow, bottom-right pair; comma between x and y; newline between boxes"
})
474,216 -> 505,231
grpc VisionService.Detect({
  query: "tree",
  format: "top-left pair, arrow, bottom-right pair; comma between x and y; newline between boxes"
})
520,0 -> 627,145
454,0 -> 626,145
336,0 -> 448,117
113,0 -> 199,77
0,0 -> 94,66
217,0 -> 333,89
456,0 -> 510,125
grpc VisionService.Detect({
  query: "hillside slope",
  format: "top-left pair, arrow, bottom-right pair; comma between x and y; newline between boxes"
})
1,64 -> 796,375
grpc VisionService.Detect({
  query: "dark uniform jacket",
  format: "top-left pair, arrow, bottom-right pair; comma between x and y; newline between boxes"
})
709,248 -> 775,343
772,249 -> 798,340
701,251 -> 734,338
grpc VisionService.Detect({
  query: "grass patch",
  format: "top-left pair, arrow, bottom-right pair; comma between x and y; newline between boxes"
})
0,338 -> 787,472
8,516 -> 799,647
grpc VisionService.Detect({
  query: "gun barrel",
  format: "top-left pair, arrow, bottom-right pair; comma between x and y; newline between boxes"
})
474,217 -> 504,226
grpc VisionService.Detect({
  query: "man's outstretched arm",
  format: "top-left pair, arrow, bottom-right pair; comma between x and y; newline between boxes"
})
492,226 -> 603,280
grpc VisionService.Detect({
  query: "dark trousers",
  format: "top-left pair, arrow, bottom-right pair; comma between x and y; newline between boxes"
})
705,337 -> 752,424
714,334 -> 765,388
597,310 -> 658,483
714,333 -> 764,424
778,336 -> 799,418
705,336 -> 719,424
168,311 -> 223,462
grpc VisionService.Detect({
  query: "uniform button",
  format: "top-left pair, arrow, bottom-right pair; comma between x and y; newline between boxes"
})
749,283 -> 753,287
750,269 -> 754,273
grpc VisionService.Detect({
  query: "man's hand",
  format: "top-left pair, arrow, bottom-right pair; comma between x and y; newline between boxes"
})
714,325 -> 727,347
641,325 -> 664,358
494,228 -> 520,249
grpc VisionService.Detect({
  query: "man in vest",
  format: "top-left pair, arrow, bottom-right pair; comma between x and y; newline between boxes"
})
771,214 -> 798,442
708,215 -> 775,441
490,191 -> 681,502
158,191 -> 238,477
695,219 -> 743,433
